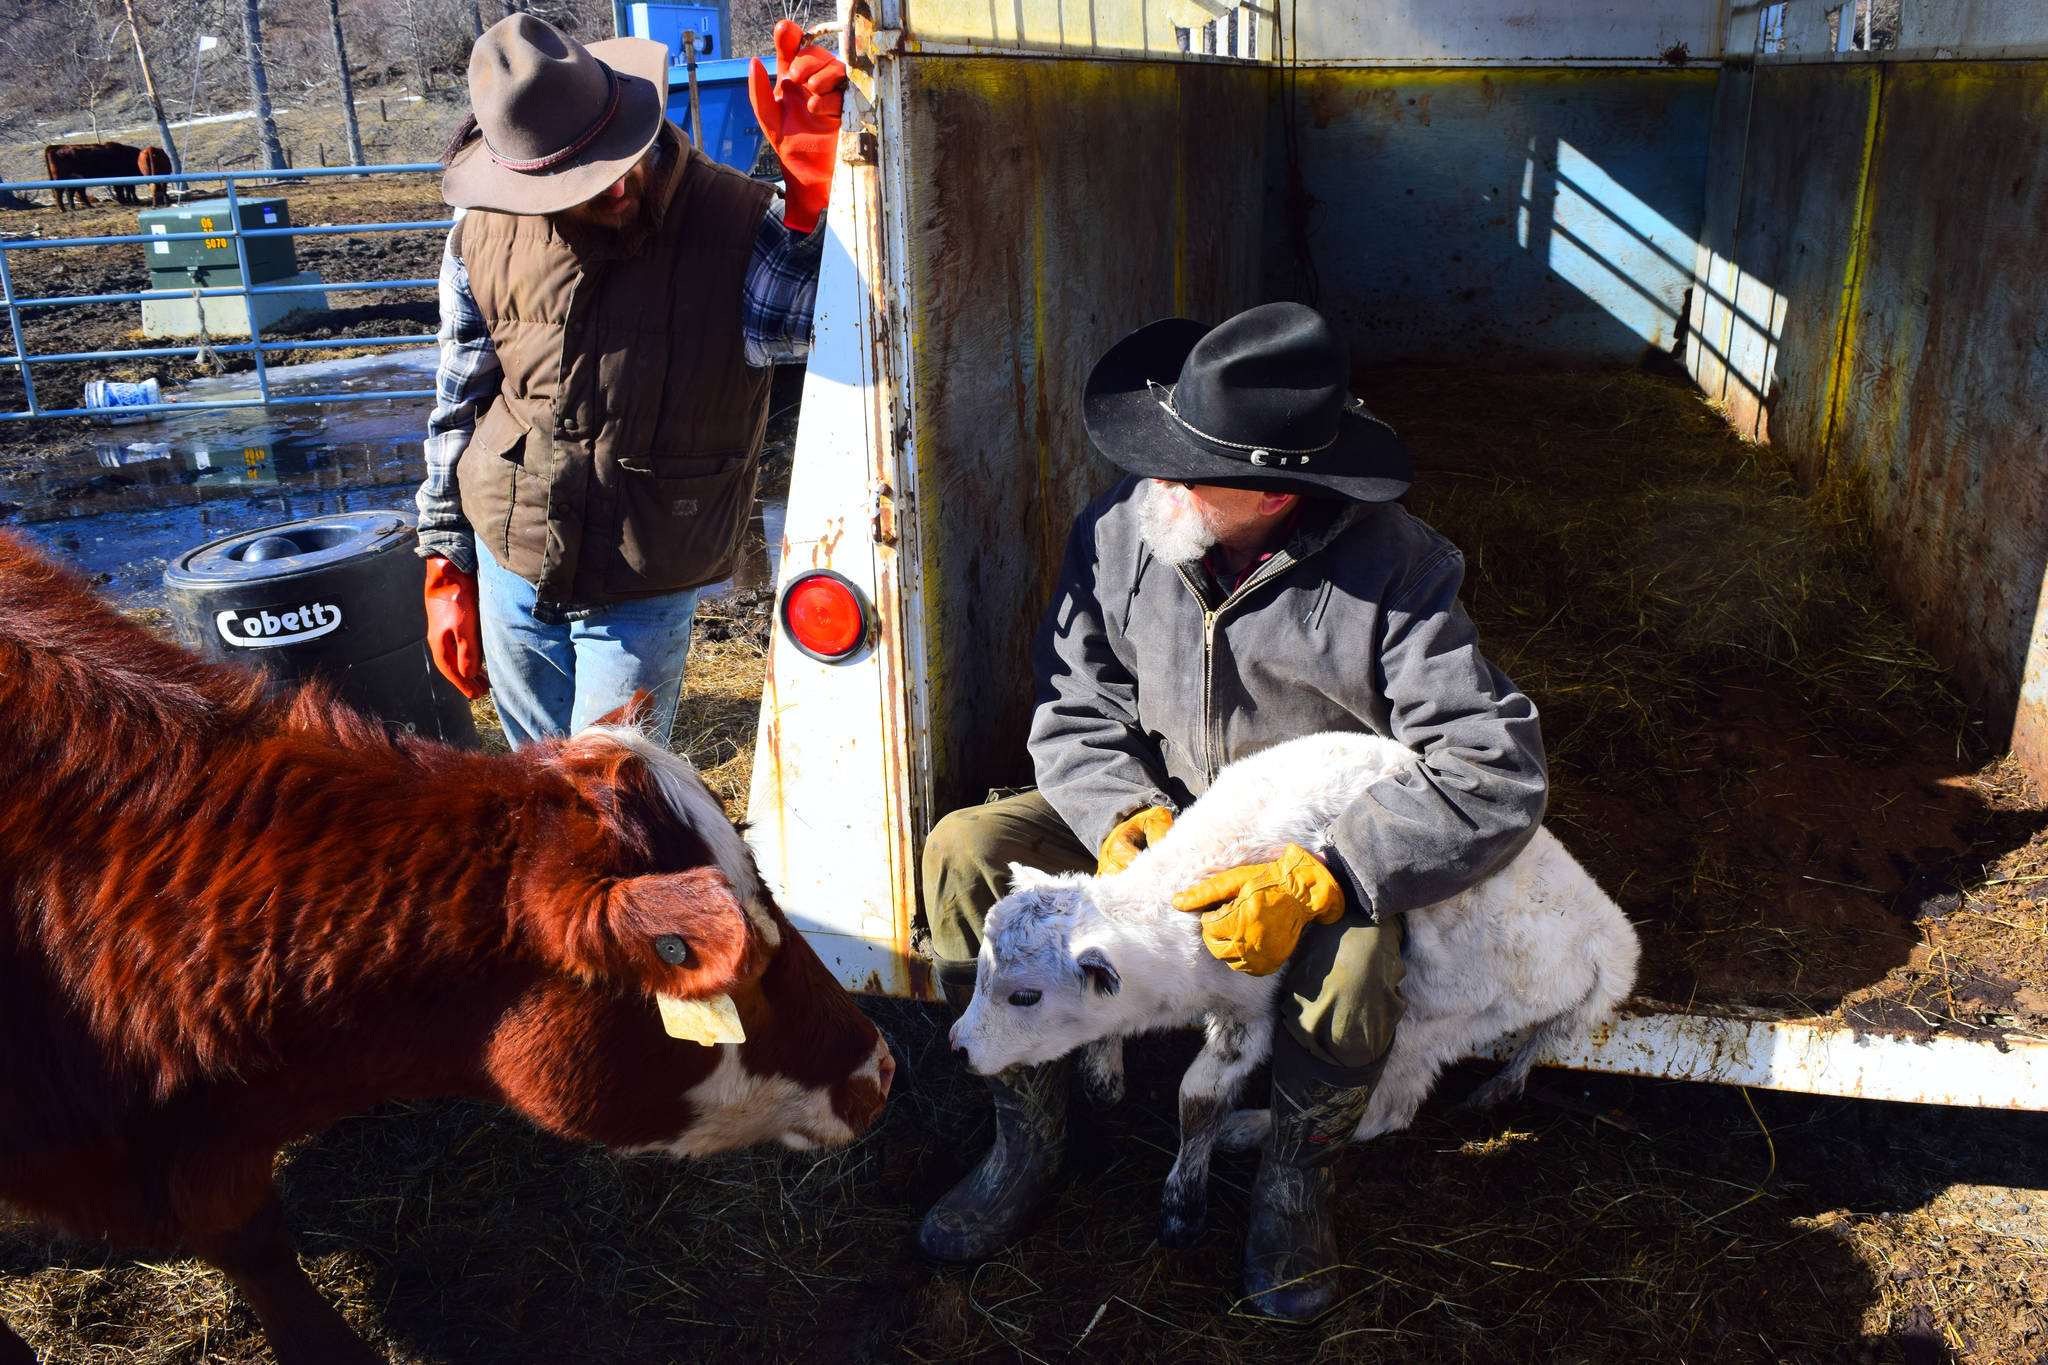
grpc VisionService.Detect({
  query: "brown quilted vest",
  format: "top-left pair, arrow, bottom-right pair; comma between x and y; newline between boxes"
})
456,129 -> 773,606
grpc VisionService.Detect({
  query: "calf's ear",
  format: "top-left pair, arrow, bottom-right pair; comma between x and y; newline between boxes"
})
1075,945 -> 1121,997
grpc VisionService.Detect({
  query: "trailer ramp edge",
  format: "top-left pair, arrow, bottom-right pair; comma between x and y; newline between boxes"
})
1487,1002 -> 2048,1110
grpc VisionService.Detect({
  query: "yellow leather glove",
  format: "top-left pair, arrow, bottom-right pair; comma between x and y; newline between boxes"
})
1171,844 -> 1345,975
1097,805 -> 1175,877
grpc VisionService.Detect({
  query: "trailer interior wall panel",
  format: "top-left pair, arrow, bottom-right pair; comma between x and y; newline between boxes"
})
1289,0 -> 1726,65
898,56 -> 1270,814
1267,68 -> 1715,370
901,0 -> 1274,58
1688,63 -> 1877,459
1696,59 -> 2048,768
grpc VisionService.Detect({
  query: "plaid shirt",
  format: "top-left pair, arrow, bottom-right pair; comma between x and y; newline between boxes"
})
414,195 -> 824,571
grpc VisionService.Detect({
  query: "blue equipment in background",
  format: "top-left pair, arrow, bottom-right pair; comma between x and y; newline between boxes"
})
667,58 -> 765,173
629,3 -> 726,59
620,1 -> 766,175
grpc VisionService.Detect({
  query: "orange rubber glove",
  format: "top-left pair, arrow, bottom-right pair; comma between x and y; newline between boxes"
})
1171,844 -> 1345,976
747,19 -> 846,234
423,556 -> 489,699
1097,805 -> 1175,877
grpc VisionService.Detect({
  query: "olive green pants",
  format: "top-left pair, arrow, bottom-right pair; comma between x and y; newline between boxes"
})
921,790 -> 1406,1076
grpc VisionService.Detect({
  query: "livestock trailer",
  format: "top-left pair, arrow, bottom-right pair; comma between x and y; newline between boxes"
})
745,0 -> 2048,1110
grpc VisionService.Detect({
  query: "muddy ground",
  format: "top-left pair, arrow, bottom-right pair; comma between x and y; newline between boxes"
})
0,181 -> 2043,1362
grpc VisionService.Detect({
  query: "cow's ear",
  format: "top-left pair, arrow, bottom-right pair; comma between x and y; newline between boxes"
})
543,866 -> 751,993
589,688 -> 657,732
608,868 -> 752,993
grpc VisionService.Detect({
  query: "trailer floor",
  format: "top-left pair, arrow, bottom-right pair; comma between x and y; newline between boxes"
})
1370,367 -> 2048,1044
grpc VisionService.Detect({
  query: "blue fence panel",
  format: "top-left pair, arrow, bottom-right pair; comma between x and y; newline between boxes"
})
0,163 -> 450,420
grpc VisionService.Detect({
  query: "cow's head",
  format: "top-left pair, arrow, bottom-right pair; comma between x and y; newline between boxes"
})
950,865 -> 1123,1076
488,725 -> 892,1156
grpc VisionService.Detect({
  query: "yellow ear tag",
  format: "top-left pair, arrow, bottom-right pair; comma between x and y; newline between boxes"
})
656,992 -> 746,1046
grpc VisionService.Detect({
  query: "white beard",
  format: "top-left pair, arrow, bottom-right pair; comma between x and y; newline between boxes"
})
1137,481 -> 1223,564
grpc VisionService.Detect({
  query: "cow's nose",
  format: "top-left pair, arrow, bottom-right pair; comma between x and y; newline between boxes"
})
877,1049 -> 896,1097
947,1021 -> 961,1051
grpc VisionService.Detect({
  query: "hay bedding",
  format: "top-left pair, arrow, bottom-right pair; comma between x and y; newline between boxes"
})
5,369 -> 2046,1362
1373,368 -> 2046,1028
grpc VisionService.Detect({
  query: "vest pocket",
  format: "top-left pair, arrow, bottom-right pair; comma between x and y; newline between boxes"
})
608,451 -> 757,593
457,408 -> 550,580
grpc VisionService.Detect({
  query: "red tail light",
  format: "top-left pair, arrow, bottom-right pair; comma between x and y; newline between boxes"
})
779,569 -> 873,663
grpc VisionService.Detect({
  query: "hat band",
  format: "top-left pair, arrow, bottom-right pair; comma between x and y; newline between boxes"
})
484,64 -> 623,173
1150,380 -> 1347,468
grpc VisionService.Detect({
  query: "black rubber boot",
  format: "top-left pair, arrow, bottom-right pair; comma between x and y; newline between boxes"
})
917,959 -> 1068,1264
1241,1040 -> 1383,1323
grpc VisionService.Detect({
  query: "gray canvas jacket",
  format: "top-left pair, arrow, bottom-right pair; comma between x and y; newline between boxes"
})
1028,477 -> 1547,920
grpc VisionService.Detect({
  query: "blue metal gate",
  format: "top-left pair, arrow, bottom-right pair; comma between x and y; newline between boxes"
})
0,163 -> 451,420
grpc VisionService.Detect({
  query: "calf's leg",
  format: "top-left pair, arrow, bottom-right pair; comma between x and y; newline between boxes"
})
186,1188 -> 382,1365
1079,1036 -> 1124,1107
1159,1015 -> 1265,1248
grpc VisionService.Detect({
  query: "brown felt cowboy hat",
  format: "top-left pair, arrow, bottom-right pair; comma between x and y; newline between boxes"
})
443,15 -> 671,215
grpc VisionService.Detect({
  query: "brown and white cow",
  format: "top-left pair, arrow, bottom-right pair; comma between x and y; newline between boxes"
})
42,141 -> 147,210
0,533 -> 892,1365
138,144 -> 172,207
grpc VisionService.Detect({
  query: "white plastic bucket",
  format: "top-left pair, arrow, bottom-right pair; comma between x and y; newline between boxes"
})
83,378 -> 163,423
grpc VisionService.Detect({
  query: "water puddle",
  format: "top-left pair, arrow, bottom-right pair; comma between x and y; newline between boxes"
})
2,348 -> 783,609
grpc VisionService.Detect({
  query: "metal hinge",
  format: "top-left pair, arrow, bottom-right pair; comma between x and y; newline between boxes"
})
843,2 -> 902,103
870,479 -> 897,545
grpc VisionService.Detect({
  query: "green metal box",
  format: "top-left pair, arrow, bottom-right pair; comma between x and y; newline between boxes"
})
139,198 -> 298,283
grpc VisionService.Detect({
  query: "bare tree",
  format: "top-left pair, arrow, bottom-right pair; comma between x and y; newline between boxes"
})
53,3 -> 127,141
398,0 -> 435,94
240,0 -> 287,169
325,0 -> 366,165
119,0 -> 182,172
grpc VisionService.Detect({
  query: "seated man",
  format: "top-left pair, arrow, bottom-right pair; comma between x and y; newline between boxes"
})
918,302 -> 1548,1320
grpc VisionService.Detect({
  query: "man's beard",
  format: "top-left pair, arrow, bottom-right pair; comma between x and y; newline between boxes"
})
554,193 -> 658,255
1137,480 -> 1222,564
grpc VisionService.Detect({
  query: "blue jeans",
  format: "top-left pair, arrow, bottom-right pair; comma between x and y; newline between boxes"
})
475,541 -> 699,749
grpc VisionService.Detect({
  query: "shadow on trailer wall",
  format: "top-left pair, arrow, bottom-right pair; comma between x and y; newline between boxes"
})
1693,56 -> 2048,777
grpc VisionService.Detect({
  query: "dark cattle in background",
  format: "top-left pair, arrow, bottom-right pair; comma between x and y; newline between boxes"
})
41,141 -> 146,210
138,144 -> 172,206
0,533 -> 893,1365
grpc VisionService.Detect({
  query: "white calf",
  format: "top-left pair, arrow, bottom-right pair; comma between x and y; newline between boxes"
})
951,731 -> 1640,1246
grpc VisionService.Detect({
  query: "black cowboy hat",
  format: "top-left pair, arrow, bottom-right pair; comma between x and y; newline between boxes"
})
1082,302 -> 1412,502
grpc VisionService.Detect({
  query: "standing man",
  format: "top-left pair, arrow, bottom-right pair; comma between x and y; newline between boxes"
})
416,15 -> 845,746
918,303 -> 1548,1320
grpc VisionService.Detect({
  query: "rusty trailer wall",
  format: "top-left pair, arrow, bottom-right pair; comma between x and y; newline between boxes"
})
1270,67 -> 1718,369
1691,55 -> 2048,778
897,56 -> 1269,813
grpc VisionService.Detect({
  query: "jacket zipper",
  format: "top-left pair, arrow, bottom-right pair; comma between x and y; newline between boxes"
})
1177,549 -> 1308,784
1176,565 -> 1219,779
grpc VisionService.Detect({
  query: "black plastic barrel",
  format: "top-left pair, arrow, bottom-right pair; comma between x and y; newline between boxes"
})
164,511 -> 478,747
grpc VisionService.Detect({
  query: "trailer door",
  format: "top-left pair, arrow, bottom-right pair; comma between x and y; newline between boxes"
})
745,0 -> 1273,997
